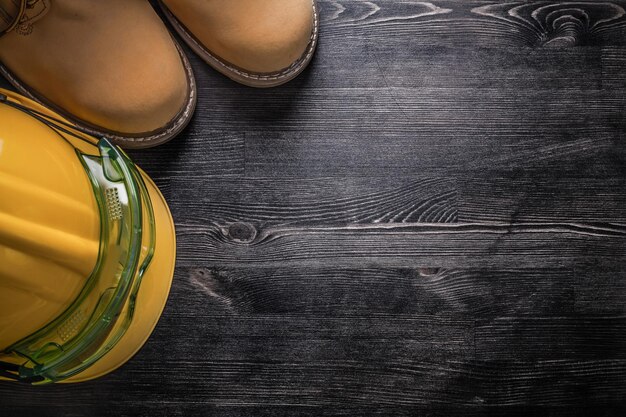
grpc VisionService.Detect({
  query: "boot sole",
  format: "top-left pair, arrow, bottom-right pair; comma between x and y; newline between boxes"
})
157,0 -> 319,88
0,38 -> 197,149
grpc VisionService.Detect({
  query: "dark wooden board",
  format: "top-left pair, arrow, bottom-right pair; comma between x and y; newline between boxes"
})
1,0 -> 626,416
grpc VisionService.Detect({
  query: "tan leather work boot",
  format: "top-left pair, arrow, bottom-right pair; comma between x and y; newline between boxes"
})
0,0 -> 196,148
157,0 -> 319,87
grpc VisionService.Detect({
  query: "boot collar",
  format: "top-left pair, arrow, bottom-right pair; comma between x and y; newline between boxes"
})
0,0 -> 50,36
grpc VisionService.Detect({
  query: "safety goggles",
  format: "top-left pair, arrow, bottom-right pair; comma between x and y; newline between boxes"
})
0,95 -> 156,384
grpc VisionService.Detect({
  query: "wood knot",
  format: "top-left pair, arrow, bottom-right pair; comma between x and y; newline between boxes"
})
189,268 -> 233,309
539,12 -> 588,47
188,268 -> 252,312
472,396 -> 486,405
472,2 -> 625,47
417,267 -> 440,278
227,222 -> 257,243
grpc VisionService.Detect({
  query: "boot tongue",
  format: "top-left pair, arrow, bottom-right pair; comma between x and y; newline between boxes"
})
0,0 -> 50,36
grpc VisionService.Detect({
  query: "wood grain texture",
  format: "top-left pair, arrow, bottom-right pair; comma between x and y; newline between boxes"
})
131,128 -> 244,179
177,266 -> 626,317
459,175 -> 626,222
189,88 -> 624,134
0,405 -> 625,417
602,46 -> 626,88
166,177 -> 458,226
318,1 -> 626,46
176,222 -> 626,268
244,126 -> 624,177
1,0 -> 626,415
475,316 -> 626,359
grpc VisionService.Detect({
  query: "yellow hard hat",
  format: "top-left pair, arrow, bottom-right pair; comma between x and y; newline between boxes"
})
0,89 -> 176,384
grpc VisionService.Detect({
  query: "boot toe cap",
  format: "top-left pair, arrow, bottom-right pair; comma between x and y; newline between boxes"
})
73,53 -> 190,135
165,0 -> 316,74
219,13 -> 315,74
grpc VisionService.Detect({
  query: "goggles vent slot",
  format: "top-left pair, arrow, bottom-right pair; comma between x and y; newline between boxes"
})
57,309 -> 86,342
105,188 -> 122,220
